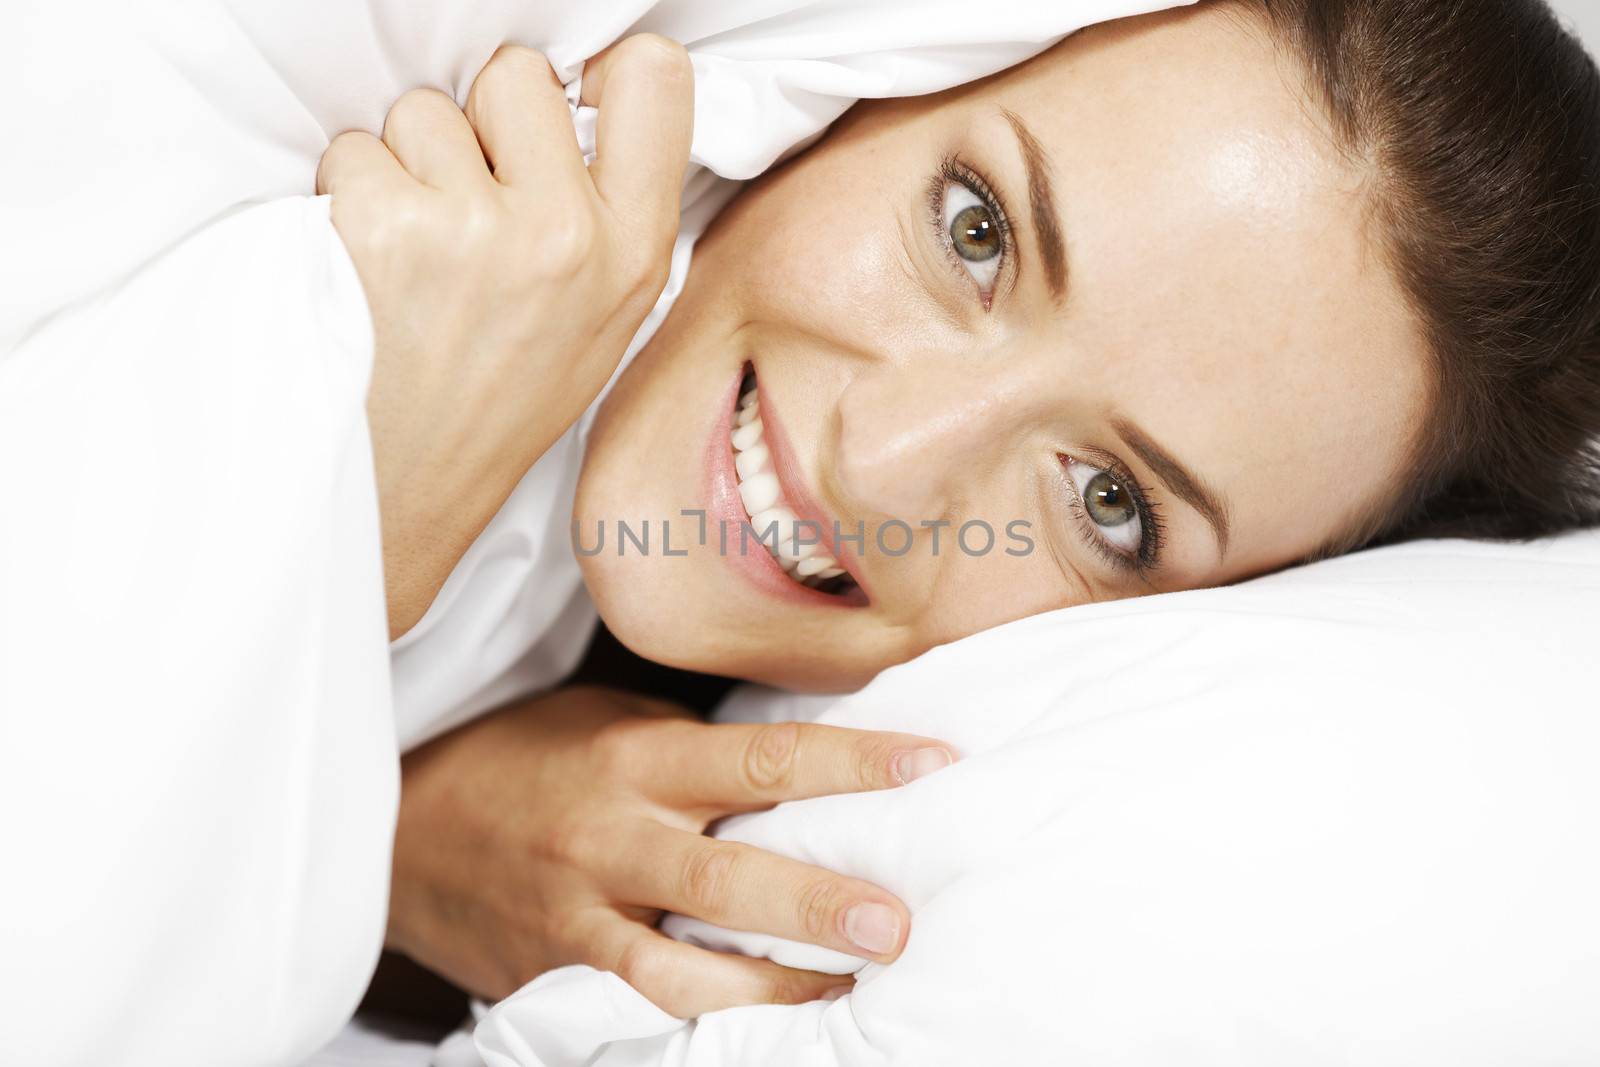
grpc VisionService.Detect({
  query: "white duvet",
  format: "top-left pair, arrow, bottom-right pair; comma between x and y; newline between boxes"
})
3,2 -> 1597,1067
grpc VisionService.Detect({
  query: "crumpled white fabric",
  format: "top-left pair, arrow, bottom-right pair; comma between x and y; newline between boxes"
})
0,191 -> 398,1066
439,531 -> 1600,1067
0,2 -> 1193,1065
0,0 -> 1199,761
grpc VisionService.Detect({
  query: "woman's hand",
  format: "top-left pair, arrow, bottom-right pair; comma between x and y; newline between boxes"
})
316,39 -> 693,638
386,686 -> 957,1018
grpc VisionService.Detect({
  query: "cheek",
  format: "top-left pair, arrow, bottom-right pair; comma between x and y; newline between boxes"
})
722,158 -> 940,350
746,214 -> 903,340
915,547 -> 1081,650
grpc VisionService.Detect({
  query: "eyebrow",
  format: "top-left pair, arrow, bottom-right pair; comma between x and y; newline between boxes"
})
1001,108 -> 1068,303
1112,417 -> 1233,559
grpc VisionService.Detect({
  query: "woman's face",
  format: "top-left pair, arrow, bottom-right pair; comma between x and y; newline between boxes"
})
575,3 -> 1427,690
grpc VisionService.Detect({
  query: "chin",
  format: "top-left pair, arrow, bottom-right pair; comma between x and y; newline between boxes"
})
575,542 -> 873,693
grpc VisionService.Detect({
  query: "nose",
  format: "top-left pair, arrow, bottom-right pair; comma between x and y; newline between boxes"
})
833,366 -> 1017,520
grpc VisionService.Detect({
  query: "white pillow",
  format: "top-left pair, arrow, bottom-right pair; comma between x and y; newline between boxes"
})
454,531 -> 1600,1066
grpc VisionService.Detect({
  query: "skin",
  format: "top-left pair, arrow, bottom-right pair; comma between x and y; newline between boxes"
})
576,2 -> 1429,690
388,687 -> 954,1015
326,1 -> 1432,1018
319,38 -> 694,637
326,39 -> 955,1015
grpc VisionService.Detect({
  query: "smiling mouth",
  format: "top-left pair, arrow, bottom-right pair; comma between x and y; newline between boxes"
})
729,365 -> 860,597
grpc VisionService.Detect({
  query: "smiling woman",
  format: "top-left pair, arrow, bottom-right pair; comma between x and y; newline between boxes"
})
575,1 -> 1448,689
572,0 -> 1600,701
329,0 -> 1600,1035
14,0 -> 1599,1058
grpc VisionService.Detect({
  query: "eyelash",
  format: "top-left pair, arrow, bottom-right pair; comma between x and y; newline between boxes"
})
1062,455 -> 1168,576
924,155 -> 1015,306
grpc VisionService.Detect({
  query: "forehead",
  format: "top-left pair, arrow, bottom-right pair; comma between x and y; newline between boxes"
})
971,7 -> 1429,575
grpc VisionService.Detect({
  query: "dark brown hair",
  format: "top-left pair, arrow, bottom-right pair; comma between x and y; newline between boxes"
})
1228,0 -> 1600,557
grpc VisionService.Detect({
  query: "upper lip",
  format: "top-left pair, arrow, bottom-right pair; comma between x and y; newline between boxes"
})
753,370 -> 871,600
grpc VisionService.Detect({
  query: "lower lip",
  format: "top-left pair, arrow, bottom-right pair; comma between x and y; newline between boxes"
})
704,366 -> 860,607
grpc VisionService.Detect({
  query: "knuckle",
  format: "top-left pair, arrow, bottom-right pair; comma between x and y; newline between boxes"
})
334,194 -> 414,264
533,815 -> 587,866
741,723 -> 801,794
795,878 -> 839,944
618,33 -> 691,81
319,131 -> 369,182
323,130 -> 367,159
386,87 -> 452,134
680,843 -> 740,917
768,972 -> 812,1004
529,910 -> 570,962
369,194 -> 429,252
495,192 -> 595,282
856,739 -> 893,791
589,716 -> 648,784
458,195 -> 507,248
615,941 -> 693,1017
544,210 -> 597,270
614,937 -> 665,992
624,958 -> 691,1016
496,43 -> 555,72
481,44 -> 556,96
762,968 -> 812,1006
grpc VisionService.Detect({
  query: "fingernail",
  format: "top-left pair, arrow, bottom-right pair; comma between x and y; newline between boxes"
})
894,747 -> 952,785
842,902 -> 900,956
821,985 -> 851,1002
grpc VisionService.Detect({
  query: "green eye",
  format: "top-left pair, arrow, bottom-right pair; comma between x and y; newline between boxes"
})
938,176 -> 1006,297
950,204 -> 1001,262
1063,456 -> 1155,568
1083,471 -> 1137,528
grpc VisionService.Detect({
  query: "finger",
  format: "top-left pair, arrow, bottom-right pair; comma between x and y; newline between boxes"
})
604,827 -> 911,964
587,915 -> 854,1019
465,45 -> 587,188
577,34 -> 694,227
380,88 -> 492,189
625,718 -> 958,812
316,130 -> 409,197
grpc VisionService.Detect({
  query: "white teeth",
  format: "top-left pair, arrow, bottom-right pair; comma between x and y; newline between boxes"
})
775,530 -> 820,563
734,443 -> 769,480
730,376 -> 852,595
731,419 -> 763,452
795,555 -> 838,577
750,505 -> 797,542
738,472 -> 781,515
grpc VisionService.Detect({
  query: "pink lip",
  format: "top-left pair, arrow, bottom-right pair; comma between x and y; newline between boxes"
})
755,375 -> 874,603
704,365 -> 870,607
